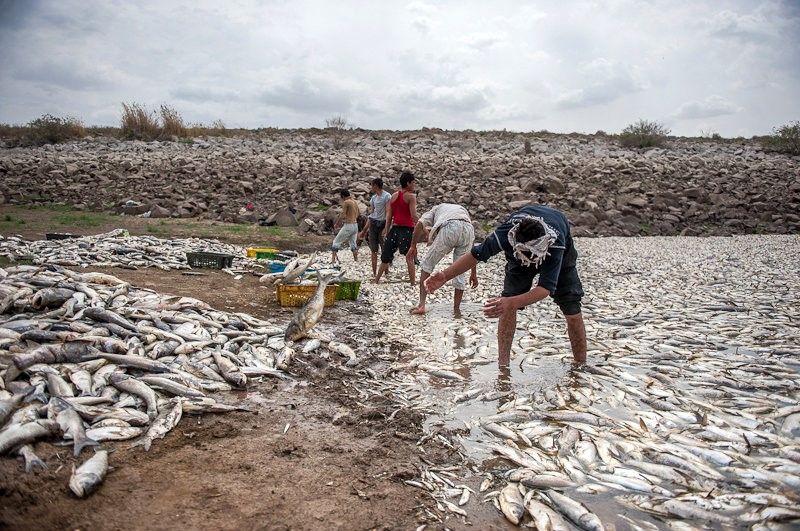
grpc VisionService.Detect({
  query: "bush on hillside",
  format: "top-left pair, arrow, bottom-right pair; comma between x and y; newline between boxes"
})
120,102 -> 161,140
6,114 -> 87,146
619,119 -> 670,148
159,104 -> 186,138
764,121 -> 800,155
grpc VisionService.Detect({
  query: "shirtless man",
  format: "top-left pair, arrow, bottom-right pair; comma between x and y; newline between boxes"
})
330,189 -> 359,264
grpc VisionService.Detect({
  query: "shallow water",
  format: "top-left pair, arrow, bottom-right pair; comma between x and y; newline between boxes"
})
338,235 -> 800,528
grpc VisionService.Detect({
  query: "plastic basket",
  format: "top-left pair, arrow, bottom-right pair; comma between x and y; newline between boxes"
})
186,252 -> 234,269
276,284 -> 337,307
255,251 -> 279,260
247,247 -> 279,258
269,262 -> 287,273
335,280 -> 361,300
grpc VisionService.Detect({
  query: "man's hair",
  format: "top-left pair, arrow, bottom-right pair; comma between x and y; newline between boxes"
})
371,177 -> 383,189
399,171 -> 415,188
515,217 -> 545,243
339,189 -> 351,198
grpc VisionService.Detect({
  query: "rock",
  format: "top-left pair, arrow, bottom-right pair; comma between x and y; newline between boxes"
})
271,207 -> 298,227
509,200 -> 529,210
149,204 -> 171,218
298,218 -> 315,234
542,176 -> 565,194
627,196 -> 649,208
241,181 -> 254,194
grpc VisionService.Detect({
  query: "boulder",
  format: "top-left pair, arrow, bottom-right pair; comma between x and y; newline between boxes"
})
271,207 -> 298,227
149,204 -> 171,218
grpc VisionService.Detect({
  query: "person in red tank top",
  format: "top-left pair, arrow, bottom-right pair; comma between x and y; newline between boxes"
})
374,171 -> 419,285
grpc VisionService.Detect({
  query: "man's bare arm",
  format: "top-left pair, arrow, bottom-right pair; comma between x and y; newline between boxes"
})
408,193 -> 418,224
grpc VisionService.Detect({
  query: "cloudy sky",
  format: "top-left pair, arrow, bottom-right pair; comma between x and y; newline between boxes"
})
0,0 -> 798,136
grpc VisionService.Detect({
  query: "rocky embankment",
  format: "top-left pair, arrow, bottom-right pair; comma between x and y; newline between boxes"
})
1,130 -> 799,237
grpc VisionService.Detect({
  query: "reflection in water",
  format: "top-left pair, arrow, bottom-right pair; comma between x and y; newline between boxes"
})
496,365 -> 514,407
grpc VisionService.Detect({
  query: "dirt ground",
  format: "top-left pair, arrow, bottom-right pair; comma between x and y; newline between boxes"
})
0,204 -> 330,251
0,262 -> 509,530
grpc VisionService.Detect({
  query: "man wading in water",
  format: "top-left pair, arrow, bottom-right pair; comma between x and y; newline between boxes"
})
375,171 -> 418,285
425,204 -> 587,365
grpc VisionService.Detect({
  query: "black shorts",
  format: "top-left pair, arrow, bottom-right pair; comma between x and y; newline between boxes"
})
501,244 -> 584,315
381,226 -> 413,264
367,220 -> 385,253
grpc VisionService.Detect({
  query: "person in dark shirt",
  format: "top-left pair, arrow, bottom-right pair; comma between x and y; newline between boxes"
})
424,205 -> 587,365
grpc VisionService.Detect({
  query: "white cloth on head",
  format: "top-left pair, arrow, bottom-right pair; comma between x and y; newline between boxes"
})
506,215 -> 558,267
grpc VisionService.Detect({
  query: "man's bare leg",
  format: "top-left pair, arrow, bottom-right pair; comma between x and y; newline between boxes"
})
370,252 -> 378,276
497,306 -> 517,367
565,313 -> 587,363
331,250 -> 338,264
411,271 -> 430,314
406,254 -> 416,286
351,249 -> 358,262
453,288 -> 464,316
374,262 -> 389,283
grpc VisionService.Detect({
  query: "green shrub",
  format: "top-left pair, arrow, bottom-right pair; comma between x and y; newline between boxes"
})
765,121 -> 800,155
619,119 -> 670,148
6,114 -> 87,146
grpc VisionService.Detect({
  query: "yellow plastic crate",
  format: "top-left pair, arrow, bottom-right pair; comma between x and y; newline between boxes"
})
246,247 -> 279,258
276,284 -> 337,307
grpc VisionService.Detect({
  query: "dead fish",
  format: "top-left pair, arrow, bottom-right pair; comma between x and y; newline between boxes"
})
211,350 -> 247,388
137,375 -> 206,398
17,444 -> 47,473
0,419 -> 61,454
328,341 -> 358,366
69,450 -> 108,498
131,398 -> 182,451
0,393 -> 24,425
48,397 -> 99,457
109,374 -> 158,419
277,253 -> 316,285
284,271 -> 333,341
498,484 -> 525,525
86,425 -> 144,442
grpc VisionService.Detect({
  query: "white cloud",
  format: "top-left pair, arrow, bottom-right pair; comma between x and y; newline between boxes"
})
675,95 -> 742,120
555,59 -> 643,109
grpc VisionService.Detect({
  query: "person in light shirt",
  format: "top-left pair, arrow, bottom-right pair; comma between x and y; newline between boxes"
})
407,203 -> 478,316
358,177 -> 391,278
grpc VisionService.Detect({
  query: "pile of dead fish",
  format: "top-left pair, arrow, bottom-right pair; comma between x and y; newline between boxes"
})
0,230 -> 249,271
346,235 -> 800,529
0,264 -> 300,497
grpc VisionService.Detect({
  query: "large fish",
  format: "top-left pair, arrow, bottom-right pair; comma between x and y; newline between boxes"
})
48,397 -> 99,457
69,450 -> 108,498
277,253 -> 316,285
284,272 -> 333,341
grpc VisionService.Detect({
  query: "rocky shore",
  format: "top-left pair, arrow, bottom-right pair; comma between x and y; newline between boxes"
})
1,130 -> 798,238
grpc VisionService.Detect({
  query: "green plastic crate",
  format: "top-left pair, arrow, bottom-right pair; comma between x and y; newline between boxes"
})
335,280 -> 361,300
255,250 -> 278,260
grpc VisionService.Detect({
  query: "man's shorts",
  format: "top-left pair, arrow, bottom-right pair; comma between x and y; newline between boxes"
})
332,223 -> 358,251
367,219 -> 385,253
381,226 -> 413,264
420,221 -> 474,290
501,245 -> 584,315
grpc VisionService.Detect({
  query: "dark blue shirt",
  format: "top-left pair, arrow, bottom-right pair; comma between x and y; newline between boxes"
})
471,205 -> 571,293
